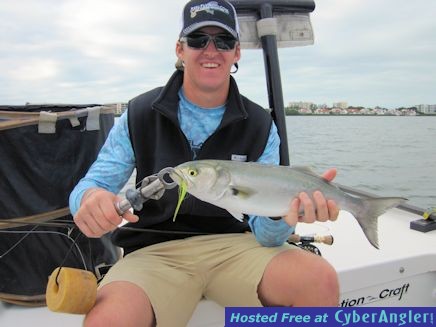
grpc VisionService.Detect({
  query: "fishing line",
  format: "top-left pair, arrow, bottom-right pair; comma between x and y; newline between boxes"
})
0,221 -> 74,229
0,225 -> 38,259
312,222 -> 332,232
0,219 -> 210,235
55,231 -> 85,286
0,229 -> 87,269
0,212 -> 230,277
0,219 -> 210,279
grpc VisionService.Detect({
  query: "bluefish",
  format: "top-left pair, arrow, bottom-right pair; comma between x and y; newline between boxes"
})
170,160 -> 407,249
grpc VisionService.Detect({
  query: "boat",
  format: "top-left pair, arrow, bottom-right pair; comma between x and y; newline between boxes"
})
2,207 -> 435,326
1,1 -> 435,326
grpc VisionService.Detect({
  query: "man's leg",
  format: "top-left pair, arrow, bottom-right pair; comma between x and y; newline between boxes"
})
84,281 -> 155,327
84,238 -> 208,327
258,249 -> 339,306
203,234 -> 338,307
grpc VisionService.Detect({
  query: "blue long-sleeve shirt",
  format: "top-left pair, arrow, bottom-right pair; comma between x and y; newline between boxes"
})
69,91 -> 294,247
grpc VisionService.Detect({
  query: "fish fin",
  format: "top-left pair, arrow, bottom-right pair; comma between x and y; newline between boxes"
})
291,166 -> 334,183
227,210 -> 244,222
229,186 -> 256,199
291,166 -> 320,177
352,197 -> 407,249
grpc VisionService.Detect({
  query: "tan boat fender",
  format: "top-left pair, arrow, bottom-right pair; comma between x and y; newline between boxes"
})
46,267 -> 97,314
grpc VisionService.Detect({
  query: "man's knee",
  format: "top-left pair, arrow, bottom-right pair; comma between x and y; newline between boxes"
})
259,249 -> 339,306
83,281 -> 154,327
290,251 -> 339,304
314,259 -> 339,305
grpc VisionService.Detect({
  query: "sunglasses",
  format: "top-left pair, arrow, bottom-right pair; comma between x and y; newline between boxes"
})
180,32 -> 237,51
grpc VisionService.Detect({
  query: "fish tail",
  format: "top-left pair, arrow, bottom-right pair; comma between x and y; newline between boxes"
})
351,197 -> 407,249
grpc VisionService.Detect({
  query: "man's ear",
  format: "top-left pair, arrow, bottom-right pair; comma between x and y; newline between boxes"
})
234,44 -> 241,62
175,41 -> 184,59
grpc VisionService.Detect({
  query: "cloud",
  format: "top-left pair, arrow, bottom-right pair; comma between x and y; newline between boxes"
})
275,0 -> 436,108
0,0 -> 435,107
7,58 -> 59,81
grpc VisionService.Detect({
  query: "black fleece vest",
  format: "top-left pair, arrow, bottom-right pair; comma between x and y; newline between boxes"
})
112,70 -> 273,254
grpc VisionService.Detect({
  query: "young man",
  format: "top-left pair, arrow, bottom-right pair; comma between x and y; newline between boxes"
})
70,1 -> 340,325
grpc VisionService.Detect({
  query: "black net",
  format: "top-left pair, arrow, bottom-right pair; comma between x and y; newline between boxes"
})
0,104 -> 120,298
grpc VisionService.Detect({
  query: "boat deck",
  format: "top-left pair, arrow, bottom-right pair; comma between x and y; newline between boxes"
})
307,207 -> 436,307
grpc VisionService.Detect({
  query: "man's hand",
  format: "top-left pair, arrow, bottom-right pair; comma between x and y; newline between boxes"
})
73,188 -> 139,238
283,168 -> 340,226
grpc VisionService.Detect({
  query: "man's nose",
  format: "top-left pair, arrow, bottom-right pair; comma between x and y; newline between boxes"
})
204,38 -> 218,52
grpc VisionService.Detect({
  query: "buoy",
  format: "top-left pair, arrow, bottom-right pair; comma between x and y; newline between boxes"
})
46,267 -> 97,314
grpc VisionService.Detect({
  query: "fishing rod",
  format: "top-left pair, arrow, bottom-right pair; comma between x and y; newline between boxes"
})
0,161 -> 338,243
0,167 -> 192,276
0,219 -> 210,236
288,233 -> 334,245
0,167 -> 177,231
1,165 -> 337,262
0,165 -> 204,236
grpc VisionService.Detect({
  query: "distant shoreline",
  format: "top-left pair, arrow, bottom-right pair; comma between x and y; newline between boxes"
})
285,114 -> 436,117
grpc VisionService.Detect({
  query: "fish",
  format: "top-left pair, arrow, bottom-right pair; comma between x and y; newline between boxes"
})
169,160 -> 407,249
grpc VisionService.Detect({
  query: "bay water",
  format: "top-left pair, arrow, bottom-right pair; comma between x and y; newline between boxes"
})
286,116 -> 436,209
120,116 -> 436,210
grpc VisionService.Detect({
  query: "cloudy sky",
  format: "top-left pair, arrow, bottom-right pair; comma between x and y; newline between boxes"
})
1,0 -> 435,109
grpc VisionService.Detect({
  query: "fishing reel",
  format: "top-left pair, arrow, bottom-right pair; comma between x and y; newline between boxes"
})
287,234 -> 334,256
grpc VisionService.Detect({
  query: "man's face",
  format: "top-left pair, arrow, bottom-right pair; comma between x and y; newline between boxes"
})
177,26 -> 240,95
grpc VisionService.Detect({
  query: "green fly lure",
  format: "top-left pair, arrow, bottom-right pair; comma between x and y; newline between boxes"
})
172,179 -> 188,222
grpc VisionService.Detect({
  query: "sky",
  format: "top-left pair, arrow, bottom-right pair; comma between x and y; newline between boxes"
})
1,0 -> 435,109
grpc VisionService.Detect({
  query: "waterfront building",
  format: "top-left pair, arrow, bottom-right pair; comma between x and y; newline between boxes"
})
288,101 -> 314,110
333,101 -> 348,109
416,104 -> 436,114
114,102 -> 127,115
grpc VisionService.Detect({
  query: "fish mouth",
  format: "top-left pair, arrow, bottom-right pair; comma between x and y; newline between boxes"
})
169,168 -> 186,186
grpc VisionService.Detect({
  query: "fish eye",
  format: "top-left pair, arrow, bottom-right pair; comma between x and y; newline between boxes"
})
188,169 -> 198,177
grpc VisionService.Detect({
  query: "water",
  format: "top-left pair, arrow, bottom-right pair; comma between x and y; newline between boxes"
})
119,116 -> 436,210
286,116 -> 436,209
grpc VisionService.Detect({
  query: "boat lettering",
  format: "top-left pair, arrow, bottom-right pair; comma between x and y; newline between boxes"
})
379,283 -> 409,301
340,283 -> 410,307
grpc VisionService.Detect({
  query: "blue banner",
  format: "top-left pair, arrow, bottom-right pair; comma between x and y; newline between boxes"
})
225,307 -> 435,327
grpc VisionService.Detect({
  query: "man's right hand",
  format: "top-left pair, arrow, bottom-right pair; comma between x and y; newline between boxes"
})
73,188 -> 139,238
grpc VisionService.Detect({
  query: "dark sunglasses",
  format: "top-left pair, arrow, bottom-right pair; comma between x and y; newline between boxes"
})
180,32 -> 237,51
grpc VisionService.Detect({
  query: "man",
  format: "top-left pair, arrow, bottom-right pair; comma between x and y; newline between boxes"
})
70,1 -> 340,326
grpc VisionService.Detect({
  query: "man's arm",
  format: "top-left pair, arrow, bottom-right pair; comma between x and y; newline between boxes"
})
69,112 -> 139,237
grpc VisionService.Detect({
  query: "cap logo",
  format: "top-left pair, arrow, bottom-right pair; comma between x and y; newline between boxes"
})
190,1 -> 230,18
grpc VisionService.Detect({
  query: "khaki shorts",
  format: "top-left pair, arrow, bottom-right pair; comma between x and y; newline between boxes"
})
100,233 -> 296,326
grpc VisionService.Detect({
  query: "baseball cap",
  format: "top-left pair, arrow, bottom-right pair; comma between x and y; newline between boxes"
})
179,0 -> 240,40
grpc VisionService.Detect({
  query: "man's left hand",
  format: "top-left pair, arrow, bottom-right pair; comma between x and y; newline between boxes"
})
283,168 -> 340,226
